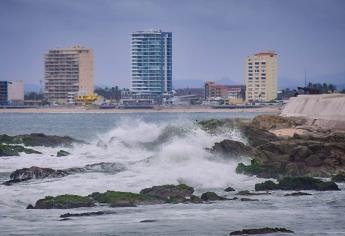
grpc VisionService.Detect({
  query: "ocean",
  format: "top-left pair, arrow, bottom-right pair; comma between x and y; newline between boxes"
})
0,112 -> 344,235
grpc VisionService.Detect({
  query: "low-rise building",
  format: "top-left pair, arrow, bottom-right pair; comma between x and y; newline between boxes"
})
0,80 -> 24,105
204,81 -> 246,103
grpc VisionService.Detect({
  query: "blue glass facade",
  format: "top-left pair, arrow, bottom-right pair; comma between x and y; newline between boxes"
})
0,81 -> 9,105
131,30 -> 172,95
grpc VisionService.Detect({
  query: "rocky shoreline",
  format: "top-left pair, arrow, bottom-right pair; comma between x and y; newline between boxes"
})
201,115 -> 345,179
1,114 -> 344,235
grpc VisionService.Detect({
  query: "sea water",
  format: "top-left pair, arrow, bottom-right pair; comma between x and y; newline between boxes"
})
0,112 -> 344,235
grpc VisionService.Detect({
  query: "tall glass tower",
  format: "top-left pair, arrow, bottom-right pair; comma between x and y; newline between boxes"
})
131,30 -> 172,95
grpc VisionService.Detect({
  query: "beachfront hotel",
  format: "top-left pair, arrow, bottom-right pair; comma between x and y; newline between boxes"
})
131,30 -> 172,95
44,45 -> 94,104
245,51 -> 278,102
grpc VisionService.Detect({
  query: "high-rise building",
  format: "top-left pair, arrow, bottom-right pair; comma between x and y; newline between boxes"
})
131,30 -> 172,95
245,51 -> 278,102
44,45 -> 93,104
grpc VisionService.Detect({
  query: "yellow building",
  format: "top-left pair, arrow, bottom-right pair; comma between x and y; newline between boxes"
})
245,51 -> 278,102
44,45 -> 94,104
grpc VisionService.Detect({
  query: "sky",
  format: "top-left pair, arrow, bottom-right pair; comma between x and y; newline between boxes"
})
0,0 -> 345,90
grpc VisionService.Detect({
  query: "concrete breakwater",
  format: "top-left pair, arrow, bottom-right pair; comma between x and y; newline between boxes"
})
281,94 -> 345,130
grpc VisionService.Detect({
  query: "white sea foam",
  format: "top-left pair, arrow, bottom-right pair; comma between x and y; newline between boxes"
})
0,118 -> 257,210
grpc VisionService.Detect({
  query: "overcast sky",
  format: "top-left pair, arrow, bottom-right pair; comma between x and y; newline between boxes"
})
0,0 -> 344,89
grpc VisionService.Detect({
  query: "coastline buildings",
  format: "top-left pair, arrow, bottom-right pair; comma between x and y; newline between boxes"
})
0,81 -> 24,105
44,45 -> 94,104
245,51 -> 278,102
131,30 -> 172,95
204,81 -> 246,104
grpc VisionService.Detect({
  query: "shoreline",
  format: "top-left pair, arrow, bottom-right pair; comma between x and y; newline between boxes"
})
0,106 -> 280,114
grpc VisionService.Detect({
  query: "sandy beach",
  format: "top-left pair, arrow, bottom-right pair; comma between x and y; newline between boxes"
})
0,106 -> 281,114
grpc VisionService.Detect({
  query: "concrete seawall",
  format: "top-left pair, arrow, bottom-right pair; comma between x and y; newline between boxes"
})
281,94 -> 345,130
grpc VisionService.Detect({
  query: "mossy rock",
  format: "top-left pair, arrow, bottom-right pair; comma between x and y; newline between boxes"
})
57,150 -> 70,157
33,194 -> 95,209
89,191 -> 165,205
255,177 -> 339,191
236,159 -> 282,179
200,192 -> 227,201
0,133 -> 84,147
278,176 -> 339,191
331,173 -> 345,182
139,184 -> 194,199
0,144 -> 41,156
255,180 -> 279,191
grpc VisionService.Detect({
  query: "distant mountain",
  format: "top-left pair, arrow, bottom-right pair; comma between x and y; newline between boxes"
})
24,84 -> 41,93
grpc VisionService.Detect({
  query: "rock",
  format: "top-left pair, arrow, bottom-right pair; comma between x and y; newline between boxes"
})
26,204 -> 34,209
3,166 -> 69,185
211,140 -> 253,158
89,191 -> 166,205
32,195 -> 95,209
140,220 -> 157,223
240,126 -> 281,147
237,137 -> 345,178
284,192 -> 312,196
224,187 -> 236,192
0,133 -> 84,147
230,227 -> 294,235
139,184 -> 194,199
236,160 -> 279,179
83,162 -> 126,173
200,192 -> 227,201
236,190 -> 271,196
254,181 -> 278,191
110,202 -> 137,208
0,144 -> 41,157
96,140 -> 108,149
251,115 -> 305,130
60,211 -> 116,218
331,173 -> 345,182
278,176 -> 339,191
255,177 -> 340,191
198,119 -> 240,132
240,198 -> 259,201
189,195 -> 203,203
57,150 -> 70,157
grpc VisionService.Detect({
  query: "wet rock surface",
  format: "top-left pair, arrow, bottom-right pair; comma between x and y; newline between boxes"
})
57,150 -> 70,157
3,162 -> 126,185
0,144 -> 41,157
230,227 -> 294,235
200,192 -> 227,201
202,116 -> 345,179
224,186 -> 236,192
211,139 -> 253,158
139,184 -> 194,199
255,177 -> 339,191
0,133 -> 84,147
284,192 -> 312,197
3,166 -> 68,185
331,173 -> 345,182
60,211 -> 116,218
